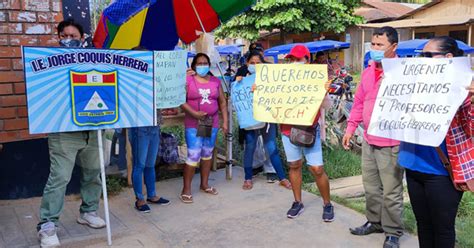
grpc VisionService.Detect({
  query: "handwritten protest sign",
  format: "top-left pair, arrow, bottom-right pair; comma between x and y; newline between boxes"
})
23,47 -> 155,134
231,74 -> 263,129
154,50 -> 187,108
253,64 -> 328,125
367,57 -> 472,146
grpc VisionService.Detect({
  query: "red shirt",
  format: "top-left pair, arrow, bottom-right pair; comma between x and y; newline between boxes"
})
280,111 -> 321,136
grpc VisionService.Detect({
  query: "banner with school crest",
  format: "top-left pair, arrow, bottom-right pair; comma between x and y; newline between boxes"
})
23,47 -> 155,134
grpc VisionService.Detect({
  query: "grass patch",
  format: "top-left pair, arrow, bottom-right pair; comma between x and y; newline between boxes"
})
301,146 -> 361,184
105,175 -> 128,196
456,193 -> 474,248
305,182 -> 474,247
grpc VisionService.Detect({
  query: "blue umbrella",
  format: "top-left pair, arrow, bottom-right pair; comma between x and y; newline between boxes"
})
215,44 -> 243,55
264,40 -> 350,61
397,39 -> 474,57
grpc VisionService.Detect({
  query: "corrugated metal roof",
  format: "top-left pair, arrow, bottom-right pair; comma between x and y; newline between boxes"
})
363,1 -> 416,17
358,15 -> 473,28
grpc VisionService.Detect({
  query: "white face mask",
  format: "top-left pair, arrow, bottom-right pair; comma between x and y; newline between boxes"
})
292,61 -> 305,65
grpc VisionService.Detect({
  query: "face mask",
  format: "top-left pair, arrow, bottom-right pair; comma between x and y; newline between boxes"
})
292,61 -> 305,65
248,64 -> 256,74
195,65 -> 210,77
59,39 -> 83,47
369,49 -> 385,62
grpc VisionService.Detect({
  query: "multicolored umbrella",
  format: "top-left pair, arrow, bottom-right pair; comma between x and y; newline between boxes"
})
93,0 -> 255,50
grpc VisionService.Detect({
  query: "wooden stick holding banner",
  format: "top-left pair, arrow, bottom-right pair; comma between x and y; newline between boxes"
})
367,57 -> 472,146
97,129 -> 112,245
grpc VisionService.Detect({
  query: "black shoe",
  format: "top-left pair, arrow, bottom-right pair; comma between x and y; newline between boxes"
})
383,236 -> 400,248
252,166 -> 263,176
147,197 -> 170,206
266,173 -> 278,183
287,201 -> 304,219
349,221 -> 384,235
322,203 -> 335,222
135,201 -> 151,213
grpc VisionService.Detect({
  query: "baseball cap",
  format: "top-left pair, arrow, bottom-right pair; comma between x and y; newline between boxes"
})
285,44 -> 310,59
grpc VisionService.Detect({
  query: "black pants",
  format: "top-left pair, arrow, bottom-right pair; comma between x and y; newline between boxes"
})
406,169 -> 463,248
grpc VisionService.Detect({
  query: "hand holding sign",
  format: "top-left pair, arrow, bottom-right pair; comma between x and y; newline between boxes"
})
252,64 -> 328,125
367,57 -> 472,146
231,74 -> 262,129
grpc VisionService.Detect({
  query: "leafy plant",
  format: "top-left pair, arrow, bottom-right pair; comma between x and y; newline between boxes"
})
105,175 -> 127,196
215,0 -> 364,41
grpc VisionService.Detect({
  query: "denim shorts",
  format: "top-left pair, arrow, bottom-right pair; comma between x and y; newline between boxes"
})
281,128 -> 324,167
185,128 -> 219,167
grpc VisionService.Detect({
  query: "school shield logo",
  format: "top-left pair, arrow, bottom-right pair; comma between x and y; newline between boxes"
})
70,70 -> 119,126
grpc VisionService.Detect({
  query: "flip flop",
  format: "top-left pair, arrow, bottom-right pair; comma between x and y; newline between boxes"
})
179,194 -> 193,204
279,179 -> 292,190
200,187 -> 218,195
242,180 -> 253,190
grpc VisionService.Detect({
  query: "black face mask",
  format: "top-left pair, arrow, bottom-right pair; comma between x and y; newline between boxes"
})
59,39 -> 82,47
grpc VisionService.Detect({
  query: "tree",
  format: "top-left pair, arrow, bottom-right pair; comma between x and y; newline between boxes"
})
215,0 -> 364,41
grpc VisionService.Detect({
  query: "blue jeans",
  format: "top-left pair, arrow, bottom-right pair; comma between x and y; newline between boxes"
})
129,126 -> 160,200
243,124 -> 286,180
110,129 -> 127,170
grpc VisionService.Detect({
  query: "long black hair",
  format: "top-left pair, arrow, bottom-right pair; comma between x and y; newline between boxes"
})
429,36 -> 464,57
191,53 -> 211,71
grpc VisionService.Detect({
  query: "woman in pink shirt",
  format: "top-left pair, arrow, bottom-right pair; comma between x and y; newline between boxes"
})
180,53 -> 228,203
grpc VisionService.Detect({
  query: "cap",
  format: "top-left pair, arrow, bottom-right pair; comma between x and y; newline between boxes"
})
285,44 -> 310,59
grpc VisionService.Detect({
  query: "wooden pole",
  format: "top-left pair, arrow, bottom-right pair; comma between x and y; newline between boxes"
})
125,129 -> 133,186
468,24 -> 472,58
412,28 -> 415,40
361,27 -> 365,73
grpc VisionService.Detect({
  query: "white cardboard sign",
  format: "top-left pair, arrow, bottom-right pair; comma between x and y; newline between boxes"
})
367,57 -> 472,146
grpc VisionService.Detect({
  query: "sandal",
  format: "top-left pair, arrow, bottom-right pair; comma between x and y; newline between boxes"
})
179,194 -> 193,204
242,180 -> 253,190
279,179 -> 292,190
200,187 -> 218,195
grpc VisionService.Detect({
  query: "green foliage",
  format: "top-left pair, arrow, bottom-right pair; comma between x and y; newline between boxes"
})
456,193 -> 474,248
215,0 -> 364,41
105,175 -> 128,196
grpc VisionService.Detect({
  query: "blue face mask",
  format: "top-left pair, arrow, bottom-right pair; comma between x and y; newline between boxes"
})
59,39 -> 83,47
369,49 -> 385,62
248,64 -> 256,74
195,65 -> 210,77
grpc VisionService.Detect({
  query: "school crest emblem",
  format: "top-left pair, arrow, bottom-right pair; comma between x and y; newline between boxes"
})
70,70 -> 119,126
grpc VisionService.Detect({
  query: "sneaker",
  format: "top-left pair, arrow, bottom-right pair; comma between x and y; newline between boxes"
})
147,197 -> 170,205
266,173 -> 278,183
383,236 -> 400,248
38,221 -> 60,248
77,211 -> 106,229
287,201 -> 304,219
349,221 -> 384,236
322,203 -> 335,222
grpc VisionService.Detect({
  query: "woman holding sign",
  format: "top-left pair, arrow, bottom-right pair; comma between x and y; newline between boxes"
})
398,36 -> 472,248
180,53 -> 228,203
235,52 -> 292,190
280,45 -> 335,222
